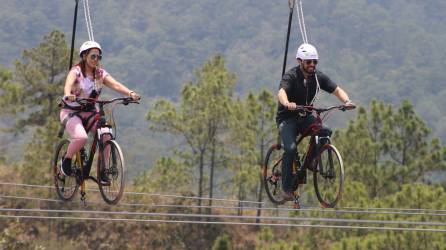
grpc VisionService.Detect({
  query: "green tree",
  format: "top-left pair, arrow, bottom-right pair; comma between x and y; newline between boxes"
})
0,68 -> 17,116
249,90 -> 277,219
147,55 -> 236,212
334,100 -> 446,198
226,90 -> 276,217
1,30 -> 68,133
0,30 -> 69,184
227,97 -> 257,213
212,234 -> 232,250
132,156 -> 192,193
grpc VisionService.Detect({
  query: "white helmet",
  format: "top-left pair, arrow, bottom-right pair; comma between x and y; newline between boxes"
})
79,41 -> 102,56
296,43 -> 318,60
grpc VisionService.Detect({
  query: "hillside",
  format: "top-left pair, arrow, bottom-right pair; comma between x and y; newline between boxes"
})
1,0 -> 446,146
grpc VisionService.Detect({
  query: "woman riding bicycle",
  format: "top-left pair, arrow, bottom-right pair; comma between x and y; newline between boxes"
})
276,43 -> 355,201
59,41 -> 140,180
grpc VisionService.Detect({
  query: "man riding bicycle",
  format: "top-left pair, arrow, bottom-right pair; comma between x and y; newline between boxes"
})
276,43 -> 355,200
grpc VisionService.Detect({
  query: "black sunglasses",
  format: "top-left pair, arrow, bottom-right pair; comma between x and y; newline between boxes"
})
303,59 -> 318,65
89,54 -> 102,61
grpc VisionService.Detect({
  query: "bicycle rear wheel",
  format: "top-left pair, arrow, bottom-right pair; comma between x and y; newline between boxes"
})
98,140 -> 125,205
313,144 -> 344,208
53,139 -> 79,201
263,144 -> 286,205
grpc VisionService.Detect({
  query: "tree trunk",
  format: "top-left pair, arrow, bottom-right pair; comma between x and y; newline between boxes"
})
256,136 -> 266,223
208,139 -> 216,215
237,180 -> 243,216
256,174 -> 264,224
198,148 -> 205,215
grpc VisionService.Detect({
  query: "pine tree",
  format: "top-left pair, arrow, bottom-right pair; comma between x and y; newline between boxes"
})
147,55 -> 236,212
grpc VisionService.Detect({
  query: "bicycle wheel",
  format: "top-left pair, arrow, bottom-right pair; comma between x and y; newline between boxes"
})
98,140 -> 125,205
53,139 -> 78,201
313,144 -> 344,208
263,144 -> 286,205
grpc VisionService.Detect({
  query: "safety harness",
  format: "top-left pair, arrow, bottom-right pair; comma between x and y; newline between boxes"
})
57,101 -> 97,138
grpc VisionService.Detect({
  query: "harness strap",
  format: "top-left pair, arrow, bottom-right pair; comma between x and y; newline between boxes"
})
58,111 -> 81,138
57,111 -> 97,138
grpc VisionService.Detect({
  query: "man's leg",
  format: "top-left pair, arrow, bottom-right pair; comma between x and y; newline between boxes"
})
279,118 -> 299,195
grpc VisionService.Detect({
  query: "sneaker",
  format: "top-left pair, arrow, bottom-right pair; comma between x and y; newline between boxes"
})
100,169 -> 111,184
282,191 -> 294,201
60,158 -> 72,176
293,197 -> 301,209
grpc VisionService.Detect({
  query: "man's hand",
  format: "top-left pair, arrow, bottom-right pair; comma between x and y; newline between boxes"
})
285,102 -> 298,110
343,100 -> 356,110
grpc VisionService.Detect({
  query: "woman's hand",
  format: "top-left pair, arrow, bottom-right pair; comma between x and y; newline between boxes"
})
63,94 -> 76,102
129,91 -> 141,101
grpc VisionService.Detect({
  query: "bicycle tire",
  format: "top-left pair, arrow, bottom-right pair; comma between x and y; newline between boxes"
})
53,139 -> 79,201
263,144 -> 286,205
313,144 -> 344,208
98,140 -> 126,205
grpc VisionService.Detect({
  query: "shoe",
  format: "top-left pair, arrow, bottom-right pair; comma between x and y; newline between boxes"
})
100,169 -> 111,184
293,197 -> 301,209
282,191 -> 294,201
60,158 -> 72,176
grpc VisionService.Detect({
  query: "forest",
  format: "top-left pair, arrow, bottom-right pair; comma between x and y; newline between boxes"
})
1,0 -> 446,249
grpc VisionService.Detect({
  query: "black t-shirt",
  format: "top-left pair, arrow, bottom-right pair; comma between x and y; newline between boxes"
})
276,66 -> 338,124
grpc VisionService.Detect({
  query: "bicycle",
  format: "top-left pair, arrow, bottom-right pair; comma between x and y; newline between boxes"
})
263,104 -> 354,208
53,97 -> 139,205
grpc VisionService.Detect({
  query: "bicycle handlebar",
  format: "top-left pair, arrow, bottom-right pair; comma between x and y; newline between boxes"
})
289,104 -> 356,113
74,97 -> 140,106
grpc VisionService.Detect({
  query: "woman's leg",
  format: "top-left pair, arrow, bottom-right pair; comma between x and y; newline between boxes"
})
59,110 -> 89,175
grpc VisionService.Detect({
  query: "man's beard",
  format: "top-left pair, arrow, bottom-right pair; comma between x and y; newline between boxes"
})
303,66 -> 315,75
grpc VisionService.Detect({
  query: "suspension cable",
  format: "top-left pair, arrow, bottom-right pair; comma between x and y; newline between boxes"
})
3,193 -> 446,217
2,207 -> 446,228
298,0 -> 308,43
1,214 -> 445,233
69,0 -> 80,69
0,182 -> 264,204
4,182 -> 446,215
82,0 -> 95,41
282,0 -> 295,77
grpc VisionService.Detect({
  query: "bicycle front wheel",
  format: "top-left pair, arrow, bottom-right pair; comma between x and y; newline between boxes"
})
53,139 -> 79,201
263,144 -> 286,205
313,144 -> 344,208
98,140 -> 126,205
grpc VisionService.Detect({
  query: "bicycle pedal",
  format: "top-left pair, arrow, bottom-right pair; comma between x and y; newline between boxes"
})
293,197 -> 301,209
80,193 -> 87,206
